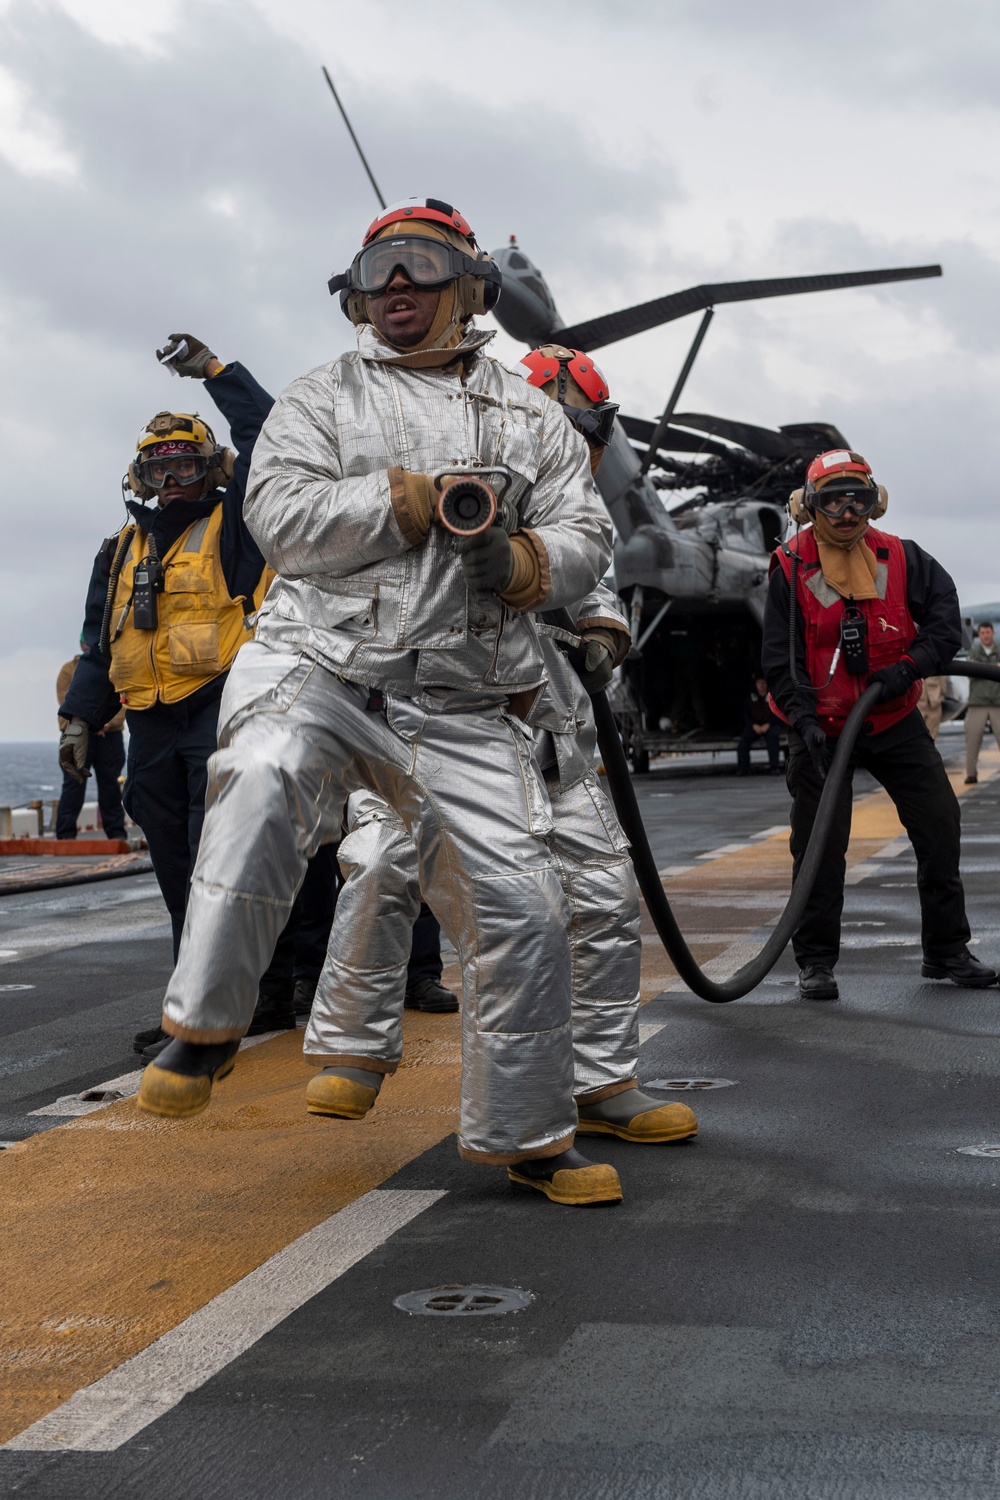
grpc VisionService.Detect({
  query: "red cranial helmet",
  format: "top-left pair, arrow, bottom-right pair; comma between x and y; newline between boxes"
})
516,344 -> 618,455
805,449 -> 874,490
362,197 -> 478,248
517,345 -> 610,405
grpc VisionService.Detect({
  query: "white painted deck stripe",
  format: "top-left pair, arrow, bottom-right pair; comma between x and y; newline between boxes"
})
4,1187 -> 445,1453
638,1021 -> 665,1045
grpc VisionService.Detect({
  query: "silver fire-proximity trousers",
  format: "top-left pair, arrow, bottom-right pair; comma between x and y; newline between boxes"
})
160,324 -> 612,1164
305,595 -> 643,1103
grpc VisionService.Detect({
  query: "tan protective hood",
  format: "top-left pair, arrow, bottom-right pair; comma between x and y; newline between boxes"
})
811,512 -> 879,600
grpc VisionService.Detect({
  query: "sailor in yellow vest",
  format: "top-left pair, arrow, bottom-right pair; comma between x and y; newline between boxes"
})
59,336 -> 274,978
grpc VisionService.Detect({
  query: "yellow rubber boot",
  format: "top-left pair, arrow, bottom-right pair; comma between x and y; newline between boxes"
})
576,1087 -> 697,1143
507,1147 -> 623,1206
137,1039 -> 240,1119
306,1065 -> 382,1120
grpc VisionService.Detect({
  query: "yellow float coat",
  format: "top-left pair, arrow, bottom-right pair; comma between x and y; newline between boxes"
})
109,505 -> 269,709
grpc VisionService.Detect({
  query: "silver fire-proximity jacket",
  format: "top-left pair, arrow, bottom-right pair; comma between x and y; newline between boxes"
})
244,326 -> 611,699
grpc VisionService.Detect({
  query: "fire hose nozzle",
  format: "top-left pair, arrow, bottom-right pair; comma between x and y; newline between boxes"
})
434,466 -> 514,537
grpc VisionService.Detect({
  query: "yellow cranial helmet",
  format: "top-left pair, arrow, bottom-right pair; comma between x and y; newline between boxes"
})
127,411 -> 235,500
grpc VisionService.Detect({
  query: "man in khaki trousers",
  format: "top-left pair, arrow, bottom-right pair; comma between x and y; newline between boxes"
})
964,622 -> 1000,783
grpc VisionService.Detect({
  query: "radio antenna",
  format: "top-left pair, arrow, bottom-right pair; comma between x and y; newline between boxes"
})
321,65 -> 387,210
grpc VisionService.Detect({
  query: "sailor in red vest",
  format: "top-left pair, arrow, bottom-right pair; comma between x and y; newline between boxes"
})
762,448 -> 997,1001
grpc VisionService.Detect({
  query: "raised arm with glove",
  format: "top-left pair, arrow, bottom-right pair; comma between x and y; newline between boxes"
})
156,333 -> 224,381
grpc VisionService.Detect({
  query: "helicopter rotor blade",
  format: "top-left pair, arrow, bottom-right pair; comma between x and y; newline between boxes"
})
552,264 -> 942,352
619,415 -> 733,459
321,65 -> 387,210
669,412 -> 800,461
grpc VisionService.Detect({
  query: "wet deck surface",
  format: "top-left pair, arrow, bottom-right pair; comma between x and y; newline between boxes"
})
3,726 -> 1000,1499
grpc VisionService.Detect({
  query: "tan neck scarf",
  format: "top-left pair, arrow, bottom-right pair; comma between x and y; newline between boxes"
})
811,513 -> 879,600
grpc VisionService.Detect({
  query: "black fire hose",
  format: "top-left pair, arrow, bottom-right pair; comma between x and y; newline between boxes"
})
556,620 -> 1000,1003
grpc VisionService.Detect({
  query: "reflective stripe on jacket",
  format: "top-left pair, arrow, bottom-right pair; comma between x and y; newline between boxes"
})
768,524 -> 921,737
109,505 -> 271,710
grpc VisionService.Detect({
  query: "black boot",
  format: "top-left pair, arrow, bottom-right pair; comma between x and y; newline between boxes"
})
133,1023 -> 166,1054
404,977 -> 459,1013
137,1037 -> 240,1118
292,976 -> 318,1017
507,1147 -> 622,1205
798,964 -> 839,1001
921,949 -> 998,988
246,977 -> 296,1034
140,1034 -> 172,1065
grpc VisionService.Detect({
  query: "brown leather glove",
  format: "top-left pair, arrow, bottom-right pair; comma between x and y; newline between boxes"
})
498,532 -> 546,609
59,719 -> 90,785
388,469 -> 437,544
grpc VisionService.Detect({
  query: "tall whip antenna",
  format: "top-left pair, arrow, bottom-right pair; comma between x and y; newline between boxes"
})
321,65 -> 387,210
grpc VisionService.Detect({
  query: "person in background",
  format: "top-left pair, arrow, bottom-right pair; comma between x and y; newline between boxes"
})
964,622 -> 1000,784
55,639 -> 126,842
764,447 -> 996,1001
737,673 -> 781,775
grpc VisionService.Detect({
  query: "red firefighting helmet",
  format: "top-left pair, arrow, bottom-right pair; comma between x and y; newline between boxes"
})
362,197 -> 478,248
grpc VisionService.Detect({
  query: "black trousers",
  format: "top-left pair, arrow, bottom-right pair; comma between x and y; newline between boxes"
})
55,730 -> 126,840
123,696 -> 220,961
408,903 -> 444,985
264,844 -> 341,991
738,723 -> 780,773
787,724 -> 970,968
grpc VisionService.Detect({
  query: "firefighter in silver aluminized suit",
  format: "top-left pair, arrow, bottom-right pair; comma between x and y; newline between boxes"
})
138,199 -> 623,1206
304,348 -> 698,1147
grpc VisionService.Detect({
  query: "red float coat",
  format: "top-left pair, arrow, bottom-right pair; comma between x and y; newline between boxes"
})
768,524 -> 922,738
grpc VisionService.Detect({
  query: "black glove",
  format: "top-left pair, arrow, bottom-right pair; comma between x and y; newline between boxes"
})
869,659 -> 917,703
156,333 -> 216,379
58,720 -> 90,785
458,528 -> 515,593
796,717 -> 833,781
577,637 -> 615,694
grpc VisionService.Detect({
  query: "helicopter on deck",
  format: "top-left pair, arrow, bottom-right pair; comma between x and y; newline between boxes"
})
491,238 -> 942,768
319,65 -> 943,769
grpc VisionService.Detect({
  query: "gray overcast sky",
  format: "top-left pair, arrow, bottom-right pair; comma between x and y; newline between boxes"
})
2,0 -> 999,738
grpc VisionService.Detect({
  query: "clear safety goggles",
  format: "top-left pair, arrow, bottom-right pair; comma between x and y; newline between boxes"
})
347,236 -> 478,295
813,482 -> 877,520
136,453 -> 210,489
564,400 -> 619,449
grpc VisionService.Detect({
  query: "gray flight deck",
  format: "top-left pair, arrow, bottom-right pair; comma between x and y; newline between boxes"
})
3,728 -> 1000,1499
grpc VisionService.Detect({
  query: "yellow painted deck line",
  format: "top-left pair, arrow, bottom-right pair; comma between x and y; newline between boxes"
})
0,1009 -> 461,1445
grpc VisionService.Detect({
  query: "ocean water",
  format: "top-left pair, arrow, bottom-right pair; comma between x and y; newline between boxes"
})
0,742 -> 63,808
